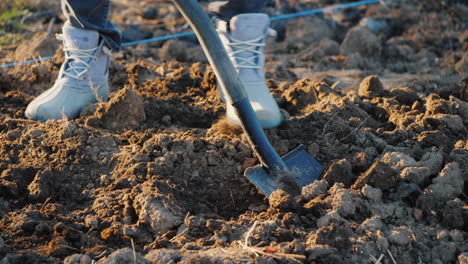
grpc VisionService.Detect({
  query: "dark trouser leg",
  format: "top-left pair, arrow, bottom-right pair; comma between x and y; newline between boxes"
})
61,0 -> 122,51
208,0 -> 269,20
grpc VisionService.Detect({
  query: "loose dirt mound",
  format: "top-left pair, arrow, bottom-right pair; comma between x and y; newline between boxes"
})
0,1 -> 467,264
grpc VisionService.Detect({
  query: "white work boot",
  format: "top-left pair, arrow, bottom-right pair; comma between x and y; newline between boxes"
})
216,13 -> 282,128
25,21 -> 110,121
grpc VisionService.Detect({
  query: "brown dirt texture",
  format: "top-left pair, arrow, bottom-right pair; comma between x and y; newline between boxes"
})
0,0 -> 467,263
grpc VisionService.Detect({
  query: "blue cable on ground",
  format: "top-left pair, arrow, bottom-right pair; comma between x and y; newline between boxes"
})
0,0 -> 382,69
270,0 -> 381,21
121,31 -> 195,47
0,56 -> 55,68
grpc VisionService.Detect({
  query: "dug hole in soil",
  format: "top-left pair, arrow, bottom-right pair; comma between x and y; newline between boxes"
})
0,0 -> 467,263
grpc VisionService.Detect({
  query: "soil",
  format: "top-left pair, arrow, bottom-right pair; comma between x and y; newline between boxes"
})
0,0 -> 467,263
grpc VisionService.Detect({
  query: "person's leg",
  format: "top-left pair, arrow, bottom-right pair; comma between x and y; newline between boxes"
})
208,0 -> 269,20
26,0 -> 118,121
62,0 -> 121,51
211,0 -> 282,128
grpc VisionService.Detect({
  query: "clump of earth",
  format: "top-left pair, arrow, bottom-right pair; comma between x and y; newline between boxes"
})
0,0 -> 467,263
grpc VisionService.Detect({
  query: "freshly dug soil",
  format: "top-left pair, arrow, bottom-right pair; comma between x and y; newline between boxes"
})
0,1 -> 467,263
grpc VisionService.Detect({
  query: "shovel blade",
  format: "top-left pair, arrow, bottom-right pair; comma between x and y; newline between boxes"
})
245,145 -> 323,197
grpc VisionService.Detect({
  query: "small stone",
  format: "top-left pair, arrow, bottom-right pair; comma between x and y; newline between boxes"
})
361,184 -> 382,202
387,227 -> 411,246
358,75 -> 384,98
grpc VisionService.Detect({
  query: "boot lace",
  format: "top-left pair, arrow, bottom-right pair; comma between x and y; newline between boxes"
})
57,34 -> 97,81
226,28 -> 276,69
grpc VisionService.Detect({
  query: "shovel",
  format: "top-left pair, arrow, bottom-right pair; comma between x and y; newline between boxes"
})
172,0 -> 323,197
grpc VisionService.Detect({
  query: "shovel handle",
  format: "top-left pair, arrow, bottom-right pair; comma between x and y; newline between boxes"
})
171,0 -> 288,173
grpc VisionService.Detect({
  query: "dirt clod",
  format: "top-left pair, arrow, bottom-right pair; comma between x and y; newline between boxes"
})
358,75 -> 384,98
93,88 -> 146,130
269,189 -> 296,211
361,184 -> 382,202
387,227 -> 411,246
353,160 -> 397,191
302,179 -> 328,201
322,159 -> 354,187
341,26 -> 382,57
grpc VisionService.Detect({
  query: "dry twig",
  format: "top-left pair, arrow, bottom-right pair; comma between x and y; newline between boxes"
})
387,248 -> 398,264
321,112 -> 338,136
369,254 -> 384,264
131,238 -> 137,264
40,196 -> 52,212
234,221 -> 306,263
